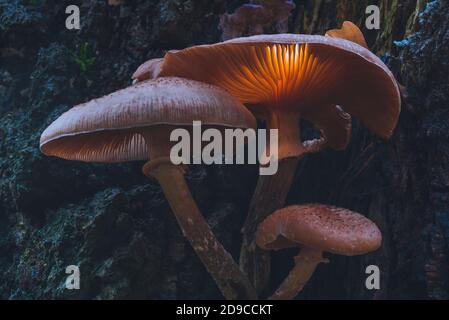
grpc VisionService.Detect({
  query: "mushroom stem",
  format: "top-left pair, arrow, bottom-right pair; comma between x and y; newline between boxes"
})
266,111 -> 305,160
143,159 -> 257,300
240,157 -> 299,292
240,111 -> 307,293
270,247 -> 328,300
240,111 -> 330,294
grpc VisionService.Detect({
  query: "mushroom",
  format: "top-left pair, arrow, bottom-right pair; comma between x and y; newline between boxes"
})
156,25 -> 400,291
131,58 -> 164,83
327,21 -> 410,102
40,77 -> 257,299
256,204 -> 382,299
131,51 -> 180,84
325,21 -> 369,49
219,1 -> 296,41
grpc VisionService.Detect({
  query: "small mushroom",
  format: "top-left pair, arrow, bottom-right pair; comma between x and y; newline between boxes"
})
40,77 -> 257,299
219,1 -> 296,41
131,51 -> 180,84
325,21 -> 369,49
131,58 -> 164,83
256,204 -> 382,300
157,26 -> 400,291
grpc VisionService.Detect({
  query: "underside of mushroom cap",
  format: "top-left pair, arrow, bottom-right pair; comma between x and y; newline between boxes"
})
256,204 -> 382,256
40,77 -> 256,163
160,34 -> 401,139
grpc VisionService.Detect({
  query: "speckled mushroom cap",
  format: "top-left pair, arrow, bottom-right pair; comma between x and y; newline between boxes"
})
159,33 -> 401,139
256,204 -> 382,256
40,77 -> 256,163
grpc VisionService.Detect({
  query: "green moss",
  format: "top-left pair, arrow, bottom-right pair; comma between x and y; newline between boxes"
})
72,43 -> 96,75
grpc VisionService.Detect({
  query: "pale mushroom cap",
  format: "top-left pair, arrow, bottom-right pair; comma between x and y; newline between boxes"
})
256,204 -> 382,256
132,58 -> 164,82
160,33 -> 401,139
132,50 -> 180,83
40,77 -> 256,163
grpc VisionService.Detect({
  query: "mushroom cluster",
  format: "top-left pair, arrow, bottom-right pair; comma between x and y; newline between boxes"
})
40,21 -> 401,299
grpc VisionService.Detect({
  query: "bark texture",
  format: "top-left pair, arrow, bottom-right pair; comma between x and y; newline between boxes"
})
0,0 -> 448,299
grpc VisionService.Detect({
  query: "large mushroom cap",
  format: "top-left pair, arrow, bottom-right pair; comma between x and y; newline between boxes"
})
256,204 -> 382,256
160,33 -> 401,139
40,77 -> 256,163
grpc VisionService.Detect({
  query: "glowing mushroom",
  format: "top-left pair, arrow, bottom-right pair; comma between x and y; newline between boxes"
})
157,25 -> 400,290
256,204 -> 382,299
40,77 -> 257,299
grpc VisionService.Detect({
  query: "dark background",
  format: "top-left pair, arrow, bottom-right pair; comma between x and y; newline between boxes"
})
0,0 -> 448,299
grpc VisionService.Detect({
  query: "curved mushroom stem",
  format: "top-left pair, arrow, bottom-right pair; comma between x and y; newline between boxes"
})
270,247 -> 328,300
143,158 -> 257,300
240,111 -> 325,294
